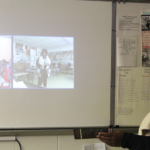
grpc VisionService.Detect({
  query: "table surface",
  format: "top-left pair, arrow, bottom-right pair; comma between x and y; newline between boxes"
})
13,79 -> 27,88
13,72 -> 29,77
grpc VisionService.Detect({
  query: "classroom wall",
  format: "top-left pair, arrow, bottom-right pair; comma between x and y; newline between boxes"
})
0,135 -> 124,150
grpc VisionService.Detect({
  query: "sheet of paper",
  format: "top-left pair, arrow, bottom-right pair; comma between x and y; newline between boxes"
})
94,143 -> 106,150
116,67 -> 150,126
117,37 -> 137,66
117,14 -> 140,37
118,67 -> 140,104
84,143 -> 105,150
116,67 -> 140,125
84,145 -> 92,150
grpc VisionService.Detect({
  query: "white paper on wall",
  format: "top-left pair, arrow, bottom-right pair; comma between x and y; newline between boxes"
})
117,37 -> 138,67
116,67 -> 150,126
117,14 -> 140,37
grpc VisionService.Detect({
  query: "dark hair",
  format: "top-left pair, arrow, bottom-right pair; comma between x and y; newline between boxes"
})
42,49 -> 48,55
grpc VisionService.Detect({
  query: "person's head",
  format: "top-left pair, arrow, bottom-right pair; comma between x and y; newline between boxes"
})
42,49 -> 48,57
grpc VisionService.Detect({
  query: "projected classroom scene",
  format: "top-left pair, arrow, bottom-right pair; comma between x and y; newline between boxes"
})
13,36 -> 74,89
0,36 -> 11,88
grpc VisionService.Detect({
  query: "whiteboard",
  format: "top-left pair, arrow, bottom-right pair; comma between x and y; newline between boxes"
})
0,0 -> 112,128
116,2 -> 150,126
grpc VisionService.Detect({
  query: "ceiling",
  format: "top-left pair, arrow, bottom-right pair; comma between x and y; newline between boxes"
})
13,36 -> 74,51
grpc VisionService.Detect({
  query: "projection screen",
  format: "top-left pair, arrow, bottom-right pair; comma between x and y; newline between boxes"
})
0,0 -> 112,128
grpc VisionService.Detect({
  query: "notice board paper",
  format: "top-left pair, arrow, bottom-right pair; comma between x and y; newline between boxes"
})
117,37 -> 137,66
116,67 -> 150,126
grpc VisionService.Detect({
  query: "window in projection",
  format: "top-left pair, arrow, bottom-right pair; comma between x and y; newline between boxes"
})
13,36 -> 74,89
0,36 -> 11,89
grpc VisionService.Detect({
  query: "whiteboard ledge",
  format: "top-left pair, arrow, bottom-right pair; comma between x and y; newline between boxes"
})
0,136 -> 15,141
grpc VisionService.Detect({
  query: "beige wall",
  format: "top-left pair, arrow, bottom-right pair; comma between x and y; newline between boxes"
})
0,135 -> 126,150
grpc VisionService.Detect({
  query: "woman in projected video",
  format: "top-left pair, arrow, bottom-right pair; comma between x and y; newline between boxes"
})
36,49 -> 51,87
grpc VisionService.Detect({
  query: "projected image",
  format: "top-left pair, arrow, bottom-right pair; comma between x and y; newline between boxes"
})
13,36 -> 74,89
0,36 -> 11,88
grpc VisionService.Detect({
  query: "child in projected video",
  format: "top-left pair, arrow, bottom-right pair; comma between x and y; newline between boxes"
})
36,49 -> 51,87
0,60 -> 11,88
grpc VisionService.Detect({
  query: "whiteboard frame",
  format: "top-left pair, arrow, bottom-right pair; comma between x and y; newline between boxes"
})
0,1 -> 149,134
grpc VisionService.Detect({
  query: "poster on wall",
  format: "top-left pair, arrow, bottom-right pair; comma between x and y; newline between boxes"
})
15,43 -> 23,52
116,67 -> 150,125
116,14 -> 140,67
117,37 -> 137,66
117,14 -> 140,37
141,10 -> 150,67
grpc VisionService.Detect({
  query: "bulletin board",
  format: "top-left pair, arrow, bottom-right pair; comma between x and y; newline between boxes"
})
115,2 -> 150,126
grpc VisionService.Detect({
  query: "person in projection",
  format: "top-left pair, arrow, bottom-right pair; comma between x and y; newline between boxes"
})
4,61 -> 11,83
36,49 -> 51,87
